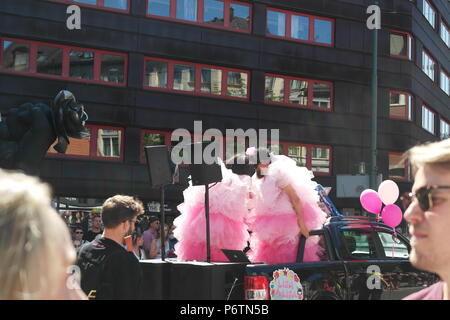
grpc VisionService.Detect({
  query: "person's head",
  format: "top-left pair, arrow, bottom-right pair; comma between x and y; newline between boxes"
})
0,170 -> 85,300
156,224 -> 170,240
226,153 -> 256,177
404,138 -> 450,277
91,215 -> 102,230
132,230 -> 144,248
252,147 -> 271,179
101,195 -> 144,238
148,216 -> 160,231
73,227 -> 84,241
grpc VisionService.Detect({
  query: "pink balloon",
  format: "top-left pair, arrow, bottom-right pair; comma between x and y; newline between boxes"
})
360,189 -> 383,214
381,204 -> 403,228
378,180 -> 400,205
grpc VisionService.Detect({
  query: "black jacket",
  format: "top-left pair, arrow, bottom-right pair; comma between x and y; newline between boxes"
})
77,237 -> 142,300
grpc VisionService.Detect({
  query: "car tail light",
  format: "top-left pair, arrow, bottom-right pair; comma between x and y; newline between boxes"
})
244,276 -> 269,300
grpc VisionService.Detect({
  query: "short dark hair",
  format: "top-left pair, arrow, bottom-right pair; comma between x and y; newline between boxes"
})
101,195 -> 144,229
225,154 -> 256,176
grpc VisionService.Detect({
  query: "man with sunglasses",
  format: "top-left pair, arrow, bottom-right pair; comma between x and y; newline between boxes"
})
403,139 -> 450,300
77,195 -> 144,300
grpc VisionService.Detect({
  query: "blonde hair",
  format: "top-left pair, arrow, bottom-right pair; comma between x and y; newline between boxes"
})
405,138 -> 450,174
0,170 -> 75,299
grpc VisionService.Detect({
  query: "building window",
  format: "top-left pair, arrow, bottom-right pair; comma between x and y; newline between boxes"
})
141,130 -> 169,162
268,141 -> 332,175
440,118 -> 450,140
47,125 -> 124,161
2,41 -> 29,72
441,20 -> 450,47
389,91 -> 412,120
147,0 -> 251,33
266,8 -> 334,47
422,105 -> 435,135
423,0 -> 436,28
422,50 -> 435,81
390,30 -> 413,60
49,0 -> 130,12
389,152 -> 408,180
440,70 -> 449,95
264,74 -> 332,110
144,57 -> 249,100
0,37 -> 127,86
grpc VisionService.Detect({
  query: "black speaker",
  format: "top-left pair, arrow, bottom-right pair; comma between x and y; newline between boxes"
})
144,145 -> 173,187
189,142 -> 222,186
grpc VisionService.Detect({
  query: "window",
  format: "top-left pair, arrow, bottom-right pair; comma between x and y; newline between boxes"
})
47,125 -> 124,161
266,8 -> 334,47
422,105 -> 435,134
423,0 -> 436,28
440,118 -> 450,140
141,130 -> 169,162
268,142 -> 332,175
144,57 -> 249,100
147,0 -> 251,33
389,91 -> 412,120
341,230 -> 378,260
389,152 -> 408,180
2,41 -> 29,72
377,232 -> 409,259
441,21 -> 450,47
0,37 -> 127,86
390,30 -> 413,60
37,45 -> 63,76
264,74 -> 332,110
50,0 -> 130,12
440,70 -> 449,95
422,50 -> 435,81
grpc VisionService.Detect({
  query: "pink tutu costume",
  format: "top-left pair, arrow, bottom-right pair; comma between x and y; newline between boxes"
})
173,159 -> 251,262
246,155 -> 327,264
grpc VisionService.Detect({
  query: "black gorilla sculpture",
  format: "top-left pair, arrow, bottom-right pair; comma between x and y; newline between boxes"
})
0,90 -> 89,175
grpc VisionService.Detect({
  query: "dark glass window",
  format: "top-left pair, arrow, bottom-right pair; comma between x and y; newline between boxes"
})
265,76 -> 284,102
312,83 -> 331,109
148,0 -> 170,17
289,79 -> 308,105
100,54 -> 124,83
288,145 -> 307,167
174,64 -> 195,91
97,129 -> 121,158
2,41 -> 29,72
389,92 -> 412,120
341,230 -> 378,260
390,33 -> 407,57
142,132 -> 166,161
204,0 -> 224,26
146,60 -> 168,88
314,19 -> 332,44
230,3 -> 250,31
201,68 -> 222,95
291,15 -> 309,40
37,45 -> 62,76
176,0 -> 198,22
69,50 -> 94,80
74,0 -> 97,4
104,0 -> 128,10
267,10 -> 285,36
389,153 -> 407,179
311,147 -> 330,173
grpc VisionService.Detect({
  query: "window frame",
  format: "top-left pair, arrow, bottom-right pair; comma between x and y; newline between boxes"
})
46,125 -> 125,162
264,73 -> 333,111
389,29 -> 413,60
47,0 -> 131,13
146,0 -> 252,34
143,56 -> 250,101
265,7 -> 335,47
440,68 -> 450,96
0,37 -> 128,86
422,0 -> 436,29
441,19 -> 450,48
422,49 -> 436,82
440,117 -> 450,140
388,90 -> 413,121
421,104 -> 436,135
140,129 -> 172,163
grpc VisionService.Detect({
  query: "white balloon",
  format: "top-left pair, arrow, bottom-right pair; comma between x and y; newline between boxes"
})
378,180 -> 400,205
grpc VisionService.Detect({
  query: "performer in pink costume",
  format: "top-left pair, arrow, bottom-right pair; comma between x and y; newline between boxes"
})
173,155 -> 253,262
246,148 -> 328,264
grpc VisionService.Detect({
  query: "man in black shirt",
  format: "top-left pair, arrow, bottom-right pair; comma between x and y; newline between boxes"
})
83,215 -> 103,242
77,195 -> 144,300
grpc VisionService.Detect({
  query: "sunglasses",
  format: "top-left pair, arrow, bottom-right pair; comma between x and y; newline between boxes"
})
75,231 -> 83,234
409,185 -> 450,211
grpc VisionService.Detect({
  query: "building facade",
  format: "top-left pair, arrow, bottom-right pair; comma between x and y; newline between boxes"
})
1,0 -> 449,216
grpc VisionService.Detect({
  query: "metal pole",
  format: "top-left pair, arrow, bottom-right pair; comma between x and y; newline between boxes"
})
160,185 -> 166,261
370,0 -> 379,190
205,184 -> 211,263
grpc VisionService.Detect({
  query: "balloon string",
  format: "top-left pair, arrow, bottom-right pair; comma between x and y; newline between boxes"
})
392,228 -> 397,258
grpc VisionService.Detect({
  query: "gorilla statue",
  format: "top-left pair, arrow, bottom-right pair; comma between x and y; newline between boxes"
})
0,90 -> 89,175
